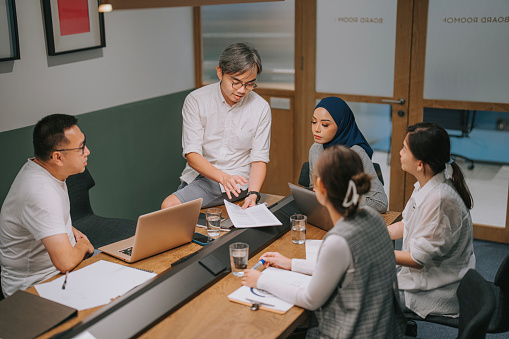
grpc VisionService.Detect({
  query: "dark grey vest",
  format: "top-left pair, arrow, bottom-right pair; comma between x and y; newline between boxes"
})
307,207 -> 405,339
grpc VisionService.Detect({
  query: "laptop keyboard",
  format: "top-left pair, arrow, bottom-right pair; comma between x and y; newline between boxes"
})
119,247 -> 133,256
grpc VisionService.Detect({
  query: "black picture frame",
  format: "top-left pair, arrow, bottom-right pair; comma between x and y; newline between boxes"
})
42,0 -> 105,56
0,0 -> 20,62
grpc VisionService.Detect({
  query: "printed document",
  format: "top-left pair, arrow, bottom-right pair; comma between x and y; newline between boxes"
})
224,200 -> 282,228
35,260 -> 156,311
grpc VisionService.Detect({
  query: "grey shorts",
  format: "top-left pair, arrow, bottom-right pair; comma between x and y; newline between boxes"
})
173,175 -> 248,208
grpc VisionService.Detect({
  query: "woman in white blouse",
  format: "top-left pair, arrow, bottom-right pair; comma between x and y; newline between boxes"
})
388,122 -> 475,318
242,145 -> 405,338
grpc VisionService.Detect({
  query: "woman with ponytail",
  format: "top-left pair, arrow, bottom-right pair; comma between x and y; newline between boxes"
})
388,121 -> 475,318
243,145 -> 405,338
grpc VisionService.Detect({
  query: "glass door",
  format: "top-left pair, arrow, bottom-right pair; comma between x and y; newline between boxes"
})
296,0 -> 414,212
197,1 -> 297,196
408,0 -> 509,242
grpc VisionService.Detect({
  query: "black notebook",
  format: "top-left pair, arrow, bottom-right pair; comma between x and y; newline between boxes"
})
0,290 -> 77,339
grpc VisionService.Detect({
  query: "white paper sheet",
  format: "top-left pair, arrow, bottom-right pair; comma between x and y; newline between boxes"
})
224,200 -> 282,228
305,239 -> 323,263
35,260 -> 156,311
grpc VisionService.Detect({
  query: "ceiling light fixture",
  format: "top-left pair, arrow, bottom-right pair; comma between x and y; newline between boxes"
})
98,1 -> 113,12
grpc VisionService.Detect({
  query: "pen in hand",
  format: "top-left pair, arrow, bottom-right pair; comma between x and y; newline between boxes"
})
62,271 -> 68,290
251,259 -> 266,270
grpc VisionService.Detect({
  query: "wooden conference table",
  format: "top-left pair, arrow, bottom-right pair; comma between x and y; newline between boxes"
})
29,194 -> 401,339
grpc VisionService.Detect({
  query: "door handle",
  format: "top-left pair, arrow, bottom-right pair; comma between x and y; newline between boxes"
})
381,97 -> 405,105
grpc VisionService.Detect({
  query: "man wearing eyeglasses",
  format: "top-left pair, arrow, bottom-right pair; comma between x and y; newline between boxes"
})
162,42 -> 271,210
0,114 -> 94,297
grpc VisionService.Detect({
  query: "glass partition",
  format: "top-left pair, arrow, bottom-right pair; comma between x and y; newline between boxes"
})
315,0 -> 398,96
329,101 -> 393,201
423,108 -> 509,227
424,0 -> 509,103
201,1 -> 295,89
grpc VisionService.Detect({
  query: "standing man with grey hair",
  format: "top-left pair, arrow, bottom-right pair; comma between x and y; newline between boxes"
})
162,42 -> 271,210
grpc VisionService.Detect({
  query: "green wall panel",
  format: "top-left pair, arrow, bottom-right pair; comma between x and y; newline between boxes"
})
0,126 -> 34,206
0,90 -> 192,221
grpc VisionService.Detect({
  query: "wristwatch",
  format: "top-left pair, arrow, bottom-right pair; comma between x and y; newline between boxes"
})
247,191 -> 261,203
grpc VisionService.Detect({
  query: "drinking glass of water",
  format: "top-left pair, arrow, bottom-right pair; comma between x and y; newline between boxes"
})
206,208 -> 222,237
290,214 -> 307,244
229,242 -> 249,276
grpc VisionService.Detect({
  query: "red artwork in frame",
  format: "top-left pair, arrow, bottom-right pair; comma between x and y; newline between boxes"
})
42,0 -> 105,56
57,0 -> 90,36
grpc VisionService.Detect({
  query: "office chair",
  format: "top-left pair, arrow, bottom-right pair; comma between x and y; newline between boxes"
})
66,168 -> 137,248
297,161 -> 384,188
372,162 -> 384,186
486,254 -> 509,333
298,162 -> 310,188
457,269 -> 496,339
0,268 -> 3,301
405,269 -> 495,339
405,255 -> 509,334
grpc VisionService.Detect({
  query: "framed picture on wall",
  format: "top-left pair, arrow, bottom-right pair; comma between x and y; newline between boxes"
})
0,0 -> 20,62
42,0 -> 105,56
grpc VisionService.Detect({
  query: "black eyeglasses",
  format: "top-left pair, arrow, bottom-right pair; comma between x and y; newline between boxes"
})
228,77 -> 257,91
54,136 -> 87,155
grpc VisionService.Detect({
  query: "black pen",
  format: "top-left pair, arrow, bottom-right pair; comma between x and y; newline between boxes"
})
267,202 -> 278,210
62,271 -> 68,290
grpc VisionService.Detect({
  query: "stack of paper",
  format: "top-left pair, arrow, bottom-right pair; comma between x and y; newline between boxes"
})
35,260 -> 156,311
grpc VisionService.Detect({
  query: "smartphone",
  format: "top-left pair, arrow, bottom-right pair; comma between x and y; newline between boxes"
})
197,212 -> 207,228
192,232 -> 215,246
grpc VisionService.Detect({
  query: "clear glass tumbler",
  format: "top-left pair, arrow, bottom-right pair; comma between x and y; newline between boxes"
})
290,214 -> 307,244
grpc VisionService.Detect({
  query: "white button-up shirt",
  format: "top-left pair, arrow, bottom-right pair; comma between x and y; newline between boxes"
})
398,171 -> 475,318
180,82 -> 271,192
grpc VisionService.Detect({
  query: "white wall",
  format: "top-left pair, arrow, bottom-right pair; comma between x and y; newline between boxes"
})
0,2 -> 194,133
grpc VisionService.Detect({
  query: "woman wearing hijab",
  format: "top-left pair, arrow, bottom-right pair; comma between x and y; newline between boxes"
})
309,96 -> 388,213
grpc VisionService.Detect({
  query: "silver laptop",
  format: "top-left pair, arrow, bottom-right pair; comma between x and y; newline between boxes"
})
289,183 -> 334,231
99,198 -> 202,263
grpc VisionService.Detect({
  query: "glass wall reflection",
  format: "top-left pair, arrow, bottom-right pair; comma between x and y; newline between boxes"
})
423,108 -> 509,227
201,1 -> 295,89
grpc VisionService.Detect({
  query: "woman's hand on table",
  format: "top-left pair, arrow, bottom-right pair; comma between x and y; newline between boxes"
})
242,269 -> 261,288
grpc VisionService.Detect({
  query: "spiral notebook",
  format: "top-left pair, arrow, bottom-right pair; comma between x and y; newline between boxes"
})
35,260 -> 156,311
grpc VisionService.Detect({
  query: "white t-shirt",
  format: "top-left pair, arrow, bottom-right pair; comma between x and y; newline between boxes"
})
0,159 -> 76,297
180,82 -> 271,192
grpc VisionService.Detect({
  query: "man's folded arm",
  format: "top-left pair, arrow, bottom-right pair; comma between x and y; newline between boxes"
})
41,233 -> 94,273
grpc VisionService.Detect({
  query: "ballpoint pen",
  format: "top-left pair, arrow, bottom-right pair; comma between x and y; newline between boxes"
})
62,271 -> 68,290
251,258 -> 266,270
246,298 -> 275,310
